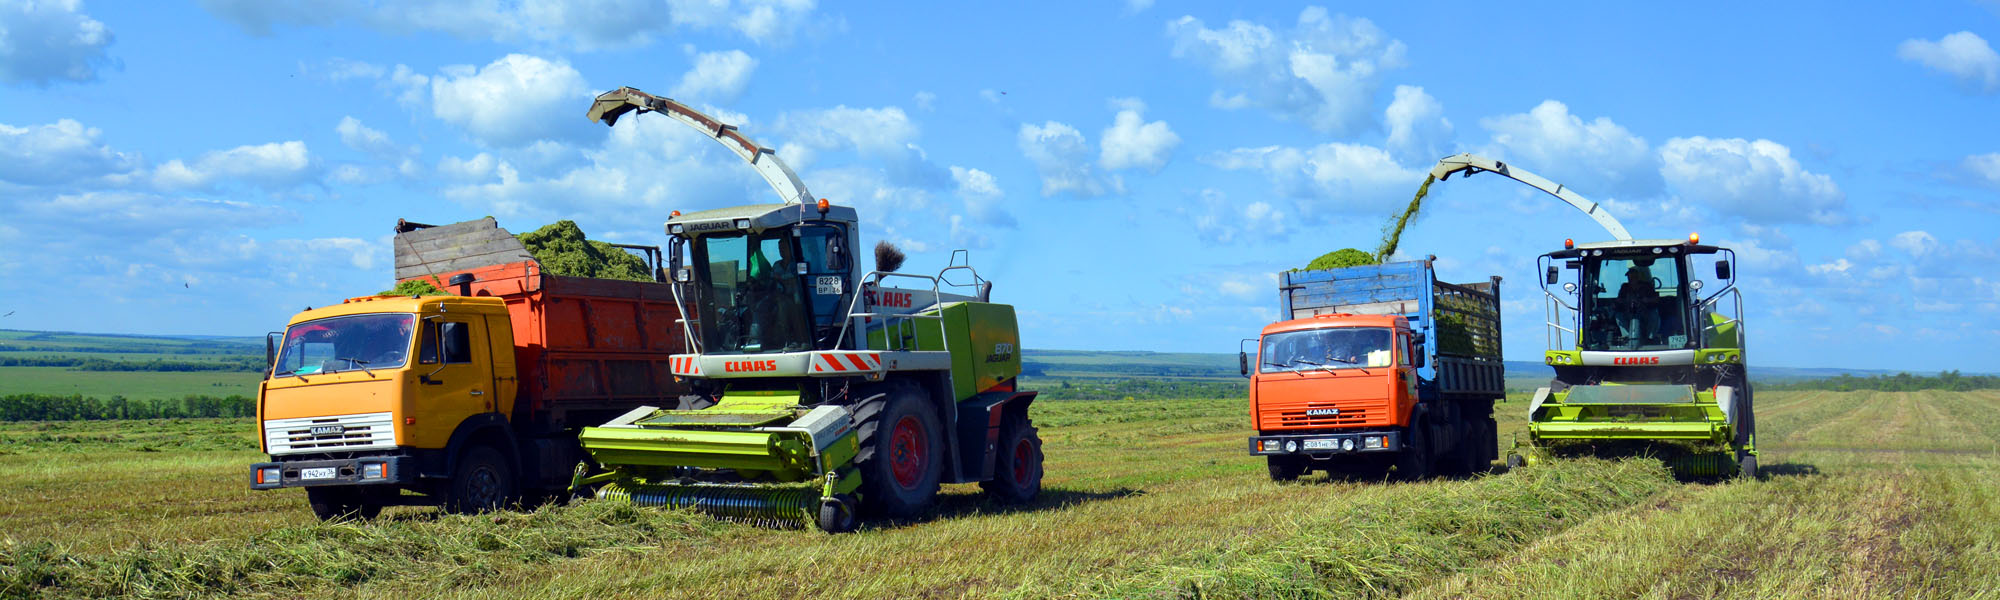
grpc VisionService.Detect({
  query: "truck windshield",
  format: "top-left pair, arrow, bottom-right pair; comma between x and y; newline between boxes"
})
693,230 -> 813,354
1259,327 -> 1392,373
273,313 -> 414,377
1581,256 -> 1689,351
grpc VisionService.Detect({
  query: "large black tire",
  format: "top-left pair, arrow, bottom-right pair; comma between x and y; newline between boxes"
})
1439,416 -> 1480,477
1394,418 -> 1434,481
306,486 -> 383,521
854,384 -> 944,518
1481,417 -> 1500,468
444,445 -> 515,514
1267,455 -> 1307,482
980,412 -> 1043,503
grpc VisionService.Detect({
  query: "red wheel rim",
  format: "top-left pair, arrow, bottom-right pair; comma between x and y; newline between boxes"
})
1011,438 -> 1033,485
890,415 -> 926,488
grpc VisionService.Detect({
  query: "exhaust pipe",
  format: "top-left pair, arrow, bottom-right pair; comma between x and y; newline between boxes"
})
449,273 -> 475,296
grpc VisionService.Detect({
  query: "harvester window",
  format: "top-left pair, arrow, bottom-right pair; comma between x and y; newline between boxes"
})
1585,257 -> 1688,350
692,231 -> 813,354
1259,328 -> 1393,373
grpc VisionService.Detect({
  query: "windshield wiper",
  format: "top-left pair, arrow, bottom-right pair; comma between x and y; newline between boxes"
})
329,357 -> 375,377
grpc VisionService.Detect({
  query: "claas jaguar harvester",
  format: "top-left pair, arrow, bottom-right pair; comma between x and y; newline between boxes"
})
1427,153 -> 1756,478
571,87 -> 1043,532
1243,259 -> 1504,481
250,217 -> 685,519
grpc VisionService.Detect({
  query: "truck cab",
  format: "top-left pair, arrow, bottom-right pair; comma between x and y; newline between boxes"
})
1246,314 -> 1421,462
251,294 -> 518,518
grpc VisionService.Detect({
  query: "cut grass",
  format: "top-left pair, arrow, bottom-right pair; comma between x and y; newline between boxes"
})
1,391 -> 1997,599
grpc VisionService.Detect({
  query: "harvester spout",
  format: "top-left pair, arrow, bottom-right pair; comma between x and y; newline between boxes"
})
1428,152 -> 1634,241
586,86 -> 815,206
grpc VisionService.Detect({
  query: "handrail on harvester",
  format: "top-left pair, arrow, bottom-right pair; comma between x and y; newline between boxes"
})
1428,153 -> 1634,241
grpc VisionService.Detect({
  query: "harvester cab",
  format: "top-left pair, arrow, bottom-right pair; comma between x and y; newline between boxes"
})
1426,153 -> 1756,479
572,87 -> 1043,532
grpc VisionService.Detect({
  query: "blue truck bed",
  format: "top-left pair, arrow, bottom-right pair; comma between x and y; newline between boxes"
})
1279,260 -> 1504,399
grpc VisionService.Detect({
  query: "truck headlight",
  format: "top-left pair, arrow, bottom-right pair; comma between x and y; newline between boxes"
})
1283,440 -> 1298,453
256,466 -> 281,484
360,462 -> 386,480
1342,439 -> 1355,451
1364,436 -> 1384,449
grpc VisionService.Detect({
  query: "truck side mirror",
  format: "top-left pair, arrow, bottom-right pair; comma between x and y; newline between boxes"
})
1239,351 -> 1250,377
1545,266 -> 1559,285
828,236 -> 848,272
264,332 -> 281,375
1715,261 -> 1732,280
667,237 -> 684,272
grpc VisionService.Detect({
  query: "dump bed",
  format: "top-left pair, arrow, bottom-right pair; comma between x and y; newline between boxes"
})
1279,260 -> 1503,399
393,218 -> 685,431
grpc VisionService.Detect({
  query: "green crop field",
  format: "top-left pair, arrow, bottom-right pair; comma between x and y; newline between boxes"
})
0,367 -> 261,400
3,389 -> 1998,598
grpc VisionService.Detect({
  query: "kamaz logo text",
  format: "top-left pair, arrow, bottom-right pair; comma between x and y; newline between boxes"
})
1612,356 -> 1661,365
1306,408 -> 1341,416
725,360 -> 779,372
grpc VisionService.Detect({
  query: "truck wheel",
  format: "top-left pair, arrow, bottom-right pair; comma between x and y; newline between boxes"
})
306,487 -> 382,521
980,412 -> 1043,503
444,445 -> 515,514
1395,419 -> 1434,481
1267,455 -> 1307,482
1441,416 -> 1479,477
855,385 -> 943,518
1481,417 -> 1500,469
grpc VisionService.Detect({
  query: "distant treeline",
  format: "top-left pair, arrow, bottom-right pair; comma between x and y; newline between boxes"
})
0,343 -> 256,356
1764,370 -> 2000,392
1022,362 -> 1237,379
0,394 -> 256,421
0,355 -> 265,372
1026,377 -> 1247,401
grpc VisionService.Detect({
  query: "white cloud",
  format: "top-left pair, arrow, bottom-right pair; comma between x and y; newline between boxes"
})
320,57 -> 384,81
670,49 -> 758,103
948,214 -> 989,249
1098,98 -> 1180,172
1963,153 -> 2000,189
1888,231 -> 1940,257
151,141 -> 318,191
1018,121 -> 1120,197
1204,142 -> 1420,210
1166,7 -> 1406,135
0,0 -> 115,86
949,166 -> 1012,227
1191,188 -> 1289,244
777,105 -> 919,158
199,0 -> 819,49
0,119 -> 138,185
1384,85 -> 1451,163
8,191 -> 293,238
1658,136 -> 1846,225
1897,31 -> 2000,93
913,91 -> 936,111
429,54 -> 592,147
1124,0 -> 1155,13
335,116 -> 412,159
1479,100 -> 1660,198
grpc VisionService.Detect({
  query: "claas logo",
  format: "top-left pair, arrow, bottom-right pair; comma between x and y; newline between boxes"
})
872,291 -> 913,308
725,360 -> 779,372
1612,356 -> 1661,365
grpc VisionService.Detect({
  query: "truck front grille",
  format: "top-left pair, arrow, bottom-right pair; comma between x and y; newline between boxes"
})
264,412 -> 396,455
1276,404 -> 1371,427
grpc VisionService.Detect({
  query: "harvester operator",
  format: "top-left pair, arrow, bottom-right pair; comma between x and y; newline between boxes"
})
1616,263 -> 1661,347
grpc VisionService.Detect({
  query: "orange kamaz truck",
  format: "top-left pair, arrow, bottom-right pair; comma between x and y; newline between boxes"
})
249,218 -> 685,518
1241,259 -> 1503,481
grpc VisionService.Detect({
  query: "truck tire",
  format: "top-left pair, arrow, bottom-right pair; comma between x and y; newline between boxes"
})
1267,455 -> 1307,482
1481,417 -> 1500,469
1441,416 -> 1479,477
1395,418 -> 1434,481
306,487 -> 382,521
855,385 -> 943,518
444,445 -> 515,514
980,412 -> 1043,503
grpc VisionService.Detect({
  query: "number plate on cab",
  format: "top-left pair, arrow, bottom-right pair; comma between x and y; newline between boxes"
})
300,467 -> 337,480
1302,439 -> 1337,451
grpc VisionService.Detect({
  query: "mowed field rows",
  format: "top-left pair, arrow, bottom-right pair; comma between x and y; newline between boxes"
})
3,390 -> 1998,598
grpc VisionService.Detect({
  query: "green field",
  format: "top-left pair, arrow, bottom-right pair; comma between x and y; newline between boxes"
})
3,390 -> 1998,598
0,367 -> 261,400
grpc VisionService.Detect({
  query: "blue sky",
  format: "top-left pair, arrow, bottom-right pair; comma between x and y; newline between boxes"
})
2,1 -> 1998,372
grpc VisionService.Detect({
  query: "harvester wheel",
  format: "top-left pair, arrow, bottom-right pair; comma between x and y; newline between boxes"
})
1738,453 -> 1758,480
444,445 -> 515,514
1266,456 -> 1306,482
306,487 -> 382,521
981,412 -> 1043,503
1395,419 -> 1434,481
1505,453 -> 1526,471
856,386 -> 943,518
817,495 -> 858,533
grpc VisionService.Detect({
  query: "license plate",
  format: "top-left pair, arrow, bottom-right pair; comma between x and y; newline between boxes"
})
815,275 -> 843,295
300,467 -> 337,480
1302,439 -> 1338,451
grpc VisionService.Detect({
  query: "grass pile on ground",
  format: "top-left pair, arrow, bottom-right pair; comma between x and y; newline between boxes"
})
516,221 -> 652,282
